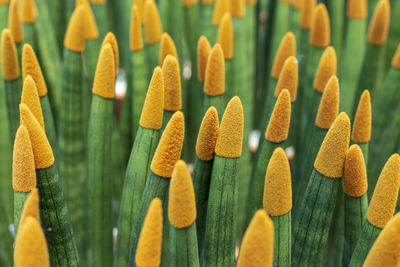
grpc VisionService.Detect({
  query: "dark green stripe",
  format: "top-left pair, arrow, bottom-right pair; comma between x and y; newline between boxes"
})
271,212 -> 291,267
13,190 -> 29,234
4,78 -> 22,144
170,223 -> 200,267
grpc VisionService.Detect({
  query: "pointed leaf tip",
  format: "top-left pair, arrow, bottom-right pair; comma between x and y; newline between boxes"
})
265,89 -> 291,143
159,33 -> 178,67
8,0 -> 23,43
197,36 -> 211,83
300,0 -> 317,29
169,160 -> 196,228
217,12 -> 233,60
22,44 -> 48,97
92,44 -> 116,98
64,6 -> 86,52
143,0 -> 162,44
130,5 -> 143,51
215,96 -> 244,158
342,145 -> 367,197
196,107 -> 219,161
139,67 -> 164,130
19,188 -> 40,227
314,112 -> 350,178
367,0 -> 390,45
271,32 -> 296,79
347,0 -> 367,19
162,55 -> 181,111
21,0 -> 37,23
101,32 -> 119,73
368,154 -> 400,228
352,90 -> 371,143
1,29 -> 19,80
315,75 -> 339,129
76,0 -> 99,39
313,46 -> 337,93
151,111 -> 185,177
274,56 -> 298,101
21,75 -> 45,130
212,0 -> 231,26
237,210 -> 274,267
204,44 -> 225,96
263,148 -> 292,216
12,126 -> 36,192
309,3 -> 330,48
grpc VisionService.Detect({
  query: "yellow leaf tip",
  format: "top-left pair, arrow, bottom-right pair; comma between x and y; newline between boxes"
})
162,55 -> 181,111
169,160 -> 196,228
309,3 -> 330,47
315,75 -> 339,129
212,0 -> 231,25
217,12 -> 233,60
391,44 -> 400,69
263,148 -> 292,216
368,154 -> 400,228
352,90 -> 371,143
21,75 -> 45,130
204,44 -> 225,96
274,56 -> 298,101
231,0 -> 245,17
265,89 -> 291,142
21,0 -> 37,23
314,112 -> 351,178
215,96 -> 244,158
237,210 -> 274,267
139,67 -> 164,130
22,44 -> 48,97
343,145 -> 367,197
364,213 -> 400,267
130,5 -> 144,51
14,217 -> 50,267
300,0 -> 316,29
76,0 -> 99,40
101,32 -> 119,73
271,32 -> 296,79
19,104 -> 54,169
143,0 -> 163,44
196,107 -> 219,161
92,44 -> 116,98
8,0 -> 23,43
197,35 -> 211,83
313,46 -> 337,93
347,0 -> 367,19
12,125 -> 36,192
159,33 -> 178,66
367,0 -> 390,45
151,112 -> 185,177
64,6 -> 86,52
1,29 -> 19,80
19,188 -> 40,227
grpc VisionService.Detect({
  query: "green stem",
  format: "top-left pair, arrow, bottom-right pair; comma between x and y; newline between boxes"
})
4,78 -> 22,143
170,223 -> 200,267
200,3 -> 214,43
271,212 -> 292,267
13,191 -> 29,234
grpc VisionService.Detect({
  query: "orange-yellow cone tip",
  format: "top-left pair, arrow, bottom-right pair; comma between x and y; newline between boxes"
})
196,107 -> 219,161
92,44 -> 116,98
367,154 -> 400,228
364,213 -> 400,267
1,29 -> 20,80
12,126 -> 36,192
217,12 -> 233,60
21,0 -> 37,23
182,0 -> 198,7
274,56 -> 298,101
300,0 -> 316,29
215,96 -> 244,158
342,145 -> 367,197
271,32 -> 296,79
139,67 -> 164,130
265,89 -> 291,143
314,112 -> 351,178
135,198 -> 163,267
101,32 -> 119,74
367,0 -> 390,45
315,75 -> 339,129
202,0 -> 213,4
22,45 -> 48,97
0,0 -> 9,4
231,0 -> 245,18
14,217 -> 50,267
159,33 -> 178,67
19,104 -> 54,169
263,148 -> 292,216
8,0 -> 23,43
309,3 -> 330,48
21,76 -> 45,130
19,188 -> 40,227
352,90 -> 371,143
392,45 -> 400,69
313,46 -> 337,93
204,44 -> 225,96
150,111 -> 185,177
212,0 -> 231,26
162,55 -> 181,111
130,5 -> 143,51
143,0 -> 162,45
64,6 -> 86,52
197,35 -> 211,83
76,0 -> 99,40
237,210 -> 274,267
168,160 -> 197,228
347,0 -> 367,19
